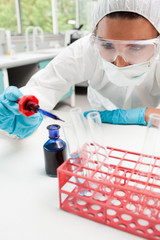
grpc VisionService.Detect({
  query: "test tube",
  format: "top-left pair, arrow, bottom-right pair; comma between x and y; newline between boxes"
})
70,108 -> 89,163
62,108 -> 91,174
136,114 -> 160,192
144,114 -> 160,194
87,111 -> 109,179
130,114 -> 160,216
62,121 -> 81,161
72,108 -> 101,177
63,108 -> 91,196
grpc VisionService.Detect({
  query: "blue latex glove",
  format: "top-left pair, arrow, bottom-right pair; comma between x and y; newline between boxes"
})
0,86 -> 43,138
84,108 -> 147,126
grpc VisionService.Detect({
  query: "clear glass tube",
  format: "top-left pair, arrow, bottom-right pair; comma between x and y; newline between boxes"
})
63,107 -> 94,196
144,114 -> 160,194
72,108 -> 103,175
130,114 -> 160,216
70,107 -> 89,163
62,108 -> 92,171
62,121 -> 80,161
87,111 -> 110,179
136,114 -> 160,191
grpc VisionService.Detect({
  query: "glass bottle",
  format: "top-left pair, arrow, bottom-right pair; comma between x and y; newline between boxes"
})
43,124 -> 67,177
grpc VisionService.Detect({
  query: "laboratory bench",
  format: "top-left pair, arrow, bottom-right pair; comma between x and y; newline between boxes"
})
0,48 -> 76,107
0,112 -> 149,240
0,48 -> 65,93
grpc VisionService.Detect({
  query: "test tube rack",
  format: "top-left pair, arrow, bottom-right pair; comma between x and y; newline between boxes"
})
58,144 -> 160,240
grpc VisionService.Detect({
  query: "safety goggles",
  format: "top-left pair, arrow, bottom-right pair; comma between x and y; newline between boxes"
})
91,35 -> 160,65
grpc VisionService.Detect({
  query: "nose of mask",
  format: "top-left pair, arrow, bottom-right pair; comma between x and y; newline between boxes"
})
100,58 -> 152,87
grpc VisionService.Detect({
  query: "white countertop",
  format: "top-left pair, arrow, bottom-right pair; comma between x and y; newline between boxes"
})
0,112 -> 149,240
0,48 -> 65,69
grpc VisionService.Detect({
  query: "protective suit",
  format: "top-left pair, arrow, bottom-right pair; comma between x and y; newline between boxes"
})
21,0 -> 160,111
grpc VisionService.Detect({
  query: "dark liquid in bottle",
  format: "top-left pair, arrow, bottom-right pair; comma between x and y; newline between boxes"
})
44,146 -> 66,177
43,124 -> 66,177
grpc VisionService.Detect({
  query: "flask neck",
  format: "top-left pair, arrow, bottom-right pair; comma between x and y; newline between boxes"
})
47,124 -> 60,139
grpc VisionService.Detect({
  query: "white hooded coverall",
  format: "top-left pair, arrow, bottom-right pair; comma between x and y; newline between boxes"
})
21,0 -> 160,111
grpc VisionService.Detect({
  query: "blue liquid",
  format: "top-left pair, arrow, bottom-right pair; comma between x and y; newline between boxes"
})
44,143 -> 66,177
43,124 -> 67,177
24,100 -> 64,121
38,108 -> 64,122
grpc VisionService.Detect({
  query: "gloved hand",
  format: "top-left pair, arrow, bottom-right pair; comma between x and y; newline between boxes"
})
0,86 -> 43,138
84,108 -> 147,126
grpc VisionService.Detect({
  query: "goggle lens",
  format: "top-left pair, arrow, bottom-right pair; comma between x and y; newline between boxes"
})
91,36 -> 160,64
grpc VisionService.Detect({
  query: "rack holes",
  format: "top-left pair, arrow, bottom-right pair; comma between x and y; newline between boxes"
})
148,199 -> 155,206
107,209 -> 116,216
101,165 -> 110,175
104,187 -> 111,193
130,223 -> 136,228
76,177 -> 85,184
84,190 -> 93,197
113,217 -> 119,223
68,196 -> 74,200
83,207 -> 88,212
147,228 -> 154,234
152,187 -> 160,194
68,201 -> 74,206
111,198 -> 121,206
119,224 -> 127,229
91,204 -> 101,211
155,224 -> 160,232
144,208 -> 151,217
77,199 -> 86,206
61,182 -> 77,192
137,183 -> 145,190
88,212 -> 95,218
137,219 -> 149,227
121,214 -> 132,221
132,194 -> 139,201
100,195 -> 108,201
107,218 -> 111,224
73,207 -> 80,212
136,229 -> 144,235
88,181 -> 98,189
110,150 -> 124,158
115,190 -> 125,197
125,153 -> 139,161
126,203 -> 136,211
94,193 -> 108,202
97,212 -> 104,217
155,236 -> 160,240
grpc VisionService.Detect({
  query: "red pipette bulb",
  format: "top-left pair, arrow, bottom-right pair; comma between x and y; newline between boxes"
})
18,95 -> 39,117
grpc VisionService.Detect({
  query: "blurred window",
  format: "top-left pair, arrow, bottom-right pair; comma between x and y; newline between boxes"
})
0,1 -> 17,33
0,0 -> 97,34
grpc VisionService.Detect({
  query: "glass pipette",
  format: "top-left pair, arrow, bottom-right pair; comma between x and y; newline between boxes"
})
17,95 -> 64,122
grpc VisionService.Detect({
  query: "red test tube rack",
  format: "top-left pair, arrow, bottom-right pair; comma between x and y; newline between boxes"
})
58,144 -> 160,240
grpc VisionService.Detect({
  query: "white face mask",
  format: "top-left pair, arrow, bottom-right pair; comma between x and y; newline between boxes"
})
100,58 -> 156,87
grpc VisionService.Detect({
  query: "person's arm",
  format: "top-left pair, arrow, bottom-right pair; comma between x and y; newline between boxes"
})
84,108 -> 160,126
21,35 -> 94,111
145,108 -> 160,123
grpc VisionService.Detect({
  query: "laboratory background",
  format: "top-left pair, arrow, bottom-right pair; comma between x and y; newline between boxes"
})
0,1 -> 160,240
0,0 -> 96,93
